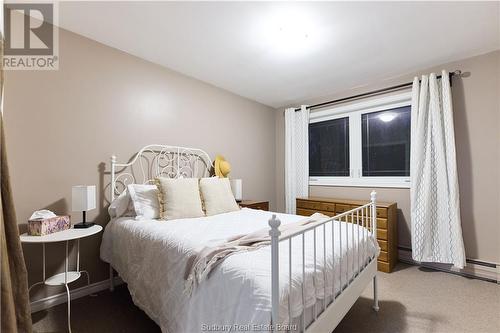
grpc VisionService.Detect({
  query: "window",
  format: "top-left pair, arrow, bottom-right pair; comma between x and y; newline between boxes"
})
308,92 -> 411,187
309,117 -> 349,176
362,107 -> 411,177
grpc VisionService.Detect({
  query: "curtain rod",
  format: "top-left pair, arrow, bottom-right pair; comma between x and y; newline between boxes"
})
293,70 -> 462,112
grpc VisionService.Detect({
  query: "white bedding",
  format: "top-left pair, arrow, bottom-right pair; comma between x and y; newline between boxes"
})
100,208 -> 378,333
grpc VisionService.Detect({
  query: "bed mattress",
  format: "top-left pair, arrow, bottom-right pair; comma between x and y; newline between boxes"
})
100,208 -> 378,332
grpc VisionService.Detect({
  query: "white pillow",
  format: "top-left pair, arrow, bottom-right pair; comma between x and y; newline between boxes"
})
155,178 -> 205,220
108,190 -> 135,218
127,184 -> 160,219
199,177 -> 239,216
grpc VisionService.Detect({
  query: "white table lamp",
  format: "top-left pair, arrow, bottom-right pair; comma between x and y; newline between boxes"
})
72,185 -> 96,228
230,179 -> 242,202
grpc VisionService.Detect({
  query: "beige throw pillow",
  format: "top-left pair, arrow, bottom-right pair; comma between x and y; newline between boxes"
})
199,177 -> 240,216
155,177 -> 205,220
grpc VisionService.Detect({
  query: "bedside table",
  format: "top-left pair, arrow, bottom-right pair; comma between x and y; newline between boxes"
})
239,200 -> 269,211
20,225 -> 102,333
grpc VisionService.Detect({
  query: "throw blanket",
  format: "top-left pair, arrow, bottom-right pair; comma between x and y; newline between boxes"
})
184,213 -> 329,294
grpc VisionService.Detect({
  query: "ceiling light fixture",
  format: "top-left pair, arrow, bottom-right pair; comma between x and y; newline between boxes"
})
272,21 -> 310,50
253,7 -> 321,59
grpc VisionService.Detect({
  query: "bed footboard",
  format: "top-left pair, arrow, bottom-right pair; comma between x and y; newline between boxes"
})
268,191 -> 379,332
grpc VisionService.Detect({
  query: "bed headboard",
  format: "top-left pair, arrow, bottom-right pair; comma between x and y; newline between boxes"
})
110,144 -> 212,201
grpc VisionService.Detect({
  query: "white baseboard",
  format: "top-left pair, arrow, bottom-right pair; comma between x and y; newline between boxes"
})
398,249 -> 499,283
30,276 -> 124,313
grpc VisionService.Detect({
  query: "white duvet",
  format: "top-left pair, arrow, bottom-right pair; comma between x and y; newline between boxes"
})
100,208 -> 378,333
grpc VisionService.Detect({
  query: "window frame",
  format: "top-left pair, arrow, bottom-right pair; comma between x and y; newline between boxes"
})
308,91 -> 412,188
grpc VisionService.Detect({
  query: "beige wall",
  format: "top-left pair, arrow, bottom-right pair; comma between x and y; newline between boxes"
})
4,28 -> 276,301
275,50 -> 500,264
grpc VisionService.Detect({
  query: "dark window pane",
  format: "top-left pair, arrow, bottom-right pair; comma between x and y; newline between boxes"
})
362,106 -> 411,176
309,117 -> 349,176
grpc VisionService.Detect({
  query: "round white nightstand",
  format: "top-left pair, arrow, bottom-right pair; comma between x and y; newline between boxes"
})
20,225 -> 102,333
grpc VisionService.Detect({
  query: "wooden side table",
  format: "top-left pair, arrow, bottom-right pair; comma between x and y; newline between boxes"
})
20,225 -> 102,333
239,200 -> 269,211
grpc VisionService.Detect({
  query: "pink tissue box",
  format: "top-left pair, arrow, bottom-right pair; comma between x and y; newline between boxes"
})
28,215 -> 71,236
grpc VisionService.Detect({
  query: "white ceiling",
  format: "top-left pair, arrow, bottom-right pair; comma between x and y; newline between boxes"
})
58,1 -> 500,108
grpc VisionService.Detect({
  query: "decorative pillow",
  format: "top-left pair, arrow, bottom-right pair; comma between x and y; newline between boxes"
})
108,190 -> 135,218
199,177 -> 240,216
155,177 -> 205,220
127,184 -> 160,219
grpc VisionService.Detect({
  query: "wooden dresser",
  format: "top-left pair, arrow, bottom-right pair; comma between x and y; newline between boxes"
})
239,200 -> 269,211
296,197 -> 398,273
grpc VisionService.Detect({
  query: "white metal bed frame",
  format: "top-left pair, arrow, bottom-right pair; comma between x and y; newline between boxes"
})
108,144 -> 379,332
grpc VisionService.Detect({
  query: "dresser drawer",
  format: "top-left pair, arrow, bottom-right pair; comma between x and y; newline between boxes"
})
350,206 -> 387,218
239,201 -> 269,211
377,229 -> 387,240
297,208 -> 316,216
377,260 -> 390,273
296,213 -> 387,235
321,210 -> 336,217
357,224 -> 387,240
363,217 -> 388,230
378,239 -> 388,252
319,202 -> 335,212
375,218 -> 388,230
250,202 -> 269,211
297,208 -> 335,217
378,251 -> 389,262
376,208 -> 388,218
297,200 -> 322,211
335,204 -> 351,213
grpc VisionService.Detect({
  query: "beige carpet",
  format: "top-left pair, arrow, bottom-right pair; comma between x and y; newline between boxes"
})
32,264 -> 500,333
335,264 -> 500,333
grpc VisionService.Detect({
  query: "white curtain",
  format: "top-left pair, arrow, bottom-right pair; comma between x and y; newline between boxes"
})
410,70 -> 466,269
285,105 -> 309,214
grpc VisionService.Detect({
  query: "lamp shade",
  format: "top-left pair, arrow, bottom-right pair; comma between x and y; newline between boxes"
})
230,179 -> 242,201
72,185 -> 96,212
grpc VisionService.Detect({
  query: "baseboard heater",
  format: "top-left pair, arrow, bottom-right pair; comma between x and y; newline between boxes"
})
397,246 -> 499,284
